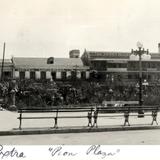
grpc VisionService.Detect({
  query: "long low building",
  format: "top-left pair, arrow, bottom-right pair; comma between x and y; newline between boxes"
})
12,57 -> 89,80
11,50 -> 90,80
0,50 -> 90,81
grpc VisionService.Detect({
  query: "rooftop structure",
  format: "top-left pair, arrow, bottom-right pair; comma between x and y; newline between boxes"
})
12,57 -> 86,70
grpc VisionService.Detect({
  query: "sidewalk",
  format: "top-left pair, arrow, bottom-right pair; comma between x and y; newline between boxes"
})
0,110 -> 160,136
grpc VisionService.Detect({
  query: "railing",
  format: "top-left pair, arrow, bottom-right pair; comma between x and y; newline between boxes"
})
17,105 -> 160,129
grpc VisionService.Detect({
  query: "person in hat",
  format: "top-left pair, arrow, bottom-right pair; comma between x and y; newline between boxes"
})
124,110 -> 130,126
92,110 -> 98,127
87,112 -> 92,127
151,110 -> 158,125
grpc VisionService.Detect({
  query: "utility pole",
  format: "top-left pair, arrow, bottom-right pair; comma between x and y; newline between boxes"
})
1,42 -> 5,81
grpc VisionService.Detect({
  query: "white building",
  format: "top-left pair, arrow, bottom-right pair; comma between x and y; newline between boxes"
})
12,56 -> 90,80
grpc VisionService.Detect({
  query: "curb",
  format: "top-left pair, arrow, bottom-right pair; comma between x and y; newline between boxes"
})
0,125 -> 160,136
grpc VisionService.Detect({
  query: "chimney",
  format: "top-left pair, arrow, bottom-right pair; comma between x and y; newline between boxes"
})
69,50 -> 80,58
158,43 -> 160,53
47,57 -> 54,64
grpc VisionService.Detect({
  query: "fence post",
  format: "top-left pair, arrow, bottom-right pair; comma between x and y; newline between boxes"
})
19,112 -> 22,130
54,108 -> 58,128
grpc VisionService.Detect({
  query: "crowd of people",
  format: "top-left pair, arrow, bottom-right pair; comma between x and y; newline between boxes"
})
0,79 -> 160,109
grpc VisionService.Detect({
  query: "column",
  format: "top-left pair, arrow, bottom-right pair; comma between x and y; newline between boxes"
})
56,71 -> 61,79
86,71 -> 90,79
14,71 -> 19,78
46,71 -> 52,79
66,71 -> 71,79
76,71 -> 81,79
36,71 -> 40,79
25,71 -> 30,79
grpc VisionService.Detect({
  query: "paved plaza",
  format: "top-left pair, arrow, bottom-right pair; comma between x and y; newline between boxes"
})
0,110 -> 160,144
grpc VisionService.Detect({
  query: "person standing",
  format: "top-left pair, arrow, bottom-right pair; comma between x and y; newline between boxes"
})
92,110 -> 98,127
151,110 -> 158,125
87,112 -> 92,127
124,110 -> 130,126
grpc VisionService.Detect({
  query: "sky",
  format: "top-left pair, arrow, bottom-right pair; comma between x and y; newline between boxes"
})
1,0 -> 160,58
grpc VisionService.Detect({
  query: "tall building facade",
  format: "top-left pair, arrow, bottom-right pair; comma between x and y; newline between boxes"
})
81,44 -> 160,86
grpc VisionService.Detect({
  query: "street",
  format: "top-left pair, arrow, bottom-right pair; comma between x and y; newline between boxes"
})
0,129 -> 160,145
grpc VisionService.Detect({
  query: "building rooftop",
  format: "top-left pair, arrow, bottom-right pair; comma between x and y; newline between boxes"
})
84,50 -> 130,59
0,59 -> 12,63
82,50 -> 160,60
0,59 -> 13,67
12,57 -> 89,70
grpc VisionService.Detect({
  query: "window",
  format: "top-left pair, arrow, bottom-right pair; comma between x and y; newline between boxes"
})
128,61 -> 139,71
51,72 -> 56,80
107,63 -> 115,68
91,61 -> 106,70
142,73 -> 147,79
61,72 -> 66,80
128,74 -> 132,79
148,75 -> 151,80
71,71 -> 76,79
81,71 -> 86,79
107,63 -> 127,68
30,71 -> 35,79
134,74 -> 139,79
20,71 -> 25,79
3,72 -> 12,79
41,71 -> 46,79
150,62 -> 156,68
119,63 -> 127,68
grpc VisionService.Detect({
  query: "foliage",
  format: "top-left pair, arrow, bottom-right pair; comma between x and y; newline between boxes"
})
0,79 -> 160,109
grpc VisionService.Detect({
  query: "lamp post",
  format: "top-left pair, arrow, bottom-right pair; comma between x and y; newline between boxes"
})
1,42 -> 5,81
9,79 -> 17,111
131,42 -> 149,117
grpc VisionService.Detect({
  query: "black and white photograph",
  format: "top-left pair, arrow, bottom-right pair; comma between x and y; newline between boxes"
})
1,0 -> 160,153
